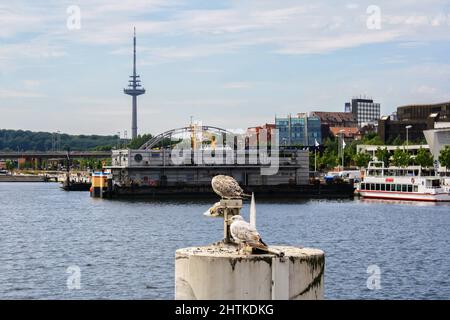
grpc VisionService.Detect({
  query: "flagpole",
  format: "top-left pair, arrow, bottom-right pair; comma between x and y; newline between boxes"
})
315,148 -> 317,172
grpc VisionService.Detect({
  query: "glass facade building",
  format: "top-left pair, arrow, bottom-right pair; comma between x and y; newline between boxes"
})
276,114 -> 322,147
348,98 -> 381,127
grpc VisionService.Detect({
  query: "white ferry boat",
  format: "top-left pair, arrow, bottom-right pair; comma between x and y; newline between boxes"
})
357,161 -> 450,202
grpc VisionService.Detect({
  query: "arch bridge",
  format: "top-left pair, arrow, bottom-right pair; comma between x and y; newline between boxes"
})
139,125 -> 236,150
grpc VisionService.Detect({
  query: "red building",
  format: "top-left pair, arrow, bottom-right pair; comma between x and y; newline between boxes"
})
247,123 -> 276,144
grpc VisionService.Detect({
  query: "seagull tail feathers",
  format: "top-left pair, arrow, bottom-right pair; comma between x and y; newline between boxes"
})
251,242 -> 285,257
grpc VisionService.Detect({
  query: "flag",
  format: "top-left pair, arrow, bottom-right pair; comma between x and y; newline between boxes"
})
315,139 -> 320,147
342,139 -> 346,148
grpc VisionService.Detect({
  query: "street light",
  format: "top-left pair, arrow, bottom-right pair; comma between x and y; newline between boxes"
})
339,129 -> 345,170
405,125 -> 412,148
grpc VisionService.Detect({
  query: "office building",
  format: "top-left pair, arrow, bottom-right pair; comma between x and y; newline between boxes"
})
275,114 -> 321,147
378,101 -> 450,144
309,111 -> 357,139
346,98 -> 381,127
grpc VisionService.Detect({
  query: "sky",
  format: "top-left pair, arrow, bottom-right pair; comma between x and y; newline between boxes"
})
1,0 -> 450,136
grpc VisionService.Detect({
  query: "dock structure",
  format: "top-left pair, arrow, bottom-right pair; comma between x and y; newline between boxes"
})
103,148 -> 312,197
101,147 -> 354,198
95,125 -> 355,198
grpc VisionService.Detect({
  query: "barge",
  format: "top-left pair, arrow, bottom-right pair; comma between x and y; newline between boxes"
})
92,148 -> 355,199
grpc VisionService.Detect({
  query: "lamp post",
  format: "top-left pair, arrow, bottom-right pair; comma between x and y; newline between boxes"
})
405,125 -> 412,150
339,129 -> 345,170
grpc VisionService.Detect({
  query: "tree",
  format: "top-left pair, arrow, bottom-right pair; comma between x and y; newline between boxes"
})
439,146 -> 450,172
318,152 -> 339,170
390,135 -> 403,146
362,134 -> 383,145
0,129 -> 120,151
391,148 -> 411,167
127,134 -> 153,149
5,159 -> 15,171
375,147 -> 390,167
413,147 -> 433,168
353,152 -> 372,168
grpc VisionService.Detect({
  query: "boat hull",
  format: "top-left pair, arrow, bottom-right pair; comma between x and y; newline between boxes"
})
105,183 -> 356,199
357,190 -> 450,202
61,182 -> 91,191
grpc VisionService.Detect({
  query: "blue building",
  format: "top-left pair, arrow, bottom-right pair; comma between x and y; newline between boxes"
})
275,114 -> 322,147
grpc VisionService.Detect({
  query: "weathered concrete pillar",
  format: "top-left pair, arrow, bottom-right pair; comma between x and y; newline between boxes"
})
175,245 -> 324,300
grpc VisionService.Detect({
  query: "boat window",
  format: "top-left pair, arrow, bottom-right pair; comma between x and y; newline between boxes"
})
361,183 -> 365,190
407,185 -> 412,192
402,185 -> 407,192
381,184 -> 386,191
413,185 -> 418,192
376,183 -> 380,190
371,183 -> 375,190
396,184 -> 402,192
385,184 -> 390,191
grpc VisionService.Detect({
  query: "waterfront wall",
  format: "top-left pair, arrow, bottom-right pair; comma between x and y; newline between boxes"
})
0,175 -> 46,182
111,166 -> 309,187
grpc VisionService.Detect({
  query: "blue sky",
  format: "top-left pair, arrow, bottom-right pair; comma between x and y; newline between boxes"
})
1,0 -> 450,135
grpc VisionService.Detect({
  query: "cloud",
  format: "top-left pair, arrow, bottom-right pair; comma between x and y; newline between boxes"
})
23,80 -> 42,88
223,82 -> 254,89
414,85 -> 438,94
0,89 -> 46,98
3,1 -> 450,65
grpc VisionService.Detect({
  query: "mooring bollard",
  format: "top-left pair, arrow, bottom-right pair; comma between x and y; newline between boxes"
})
175,175 -> 325,300
175,245 -> 324,300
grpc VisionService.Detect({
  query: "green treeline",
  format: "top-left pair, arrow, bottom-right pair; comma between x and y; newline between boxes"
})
0,129 -> 121,151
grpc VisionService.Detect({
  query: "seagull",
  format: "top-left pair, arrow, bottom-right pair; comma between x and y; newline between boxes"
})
211,175 -> 250,199
203,202 -> 224,218
229,215 -> 284,256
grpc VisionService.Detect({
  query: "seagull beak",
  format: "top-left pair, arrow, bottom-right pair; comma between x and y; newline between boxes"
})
203,207 -> 213,217
203,203 -> 223,218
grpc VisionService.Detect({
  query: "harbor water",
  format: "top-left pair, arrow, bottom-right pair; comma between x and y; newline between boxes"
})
0,182 -> 449,299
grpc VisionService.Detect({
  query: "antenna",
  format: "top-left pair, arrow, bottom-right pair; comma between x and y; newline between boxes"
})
124,27 -> 146,140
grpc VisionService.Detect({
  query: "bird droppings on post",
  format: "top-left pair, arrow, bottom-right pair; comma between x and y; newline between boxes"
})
174,175 -> 325,300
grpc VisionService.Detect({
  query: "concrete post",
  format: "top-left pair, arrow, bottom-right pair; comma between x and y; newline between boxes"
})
220,199 -> 242,243
175,245 -> 324,300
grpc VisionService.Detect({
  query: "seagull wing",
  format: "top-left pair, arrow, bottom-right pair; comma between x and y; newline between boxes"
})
222,176 -> 244,198
230,220 -> 267,250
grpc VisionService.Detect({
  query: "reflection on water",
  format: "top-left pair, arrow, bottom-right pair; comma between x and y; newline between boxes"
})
0,183 -> 449,299
358,198 -> 444,207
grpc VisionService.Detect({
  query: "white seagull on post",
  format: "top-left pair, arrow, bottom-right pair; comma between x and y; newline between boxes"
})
229,215 -> 284,256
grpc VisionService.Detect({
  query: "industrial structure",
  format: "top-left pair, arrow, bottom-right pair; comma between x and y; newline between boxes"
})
123,28 -> 146,140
